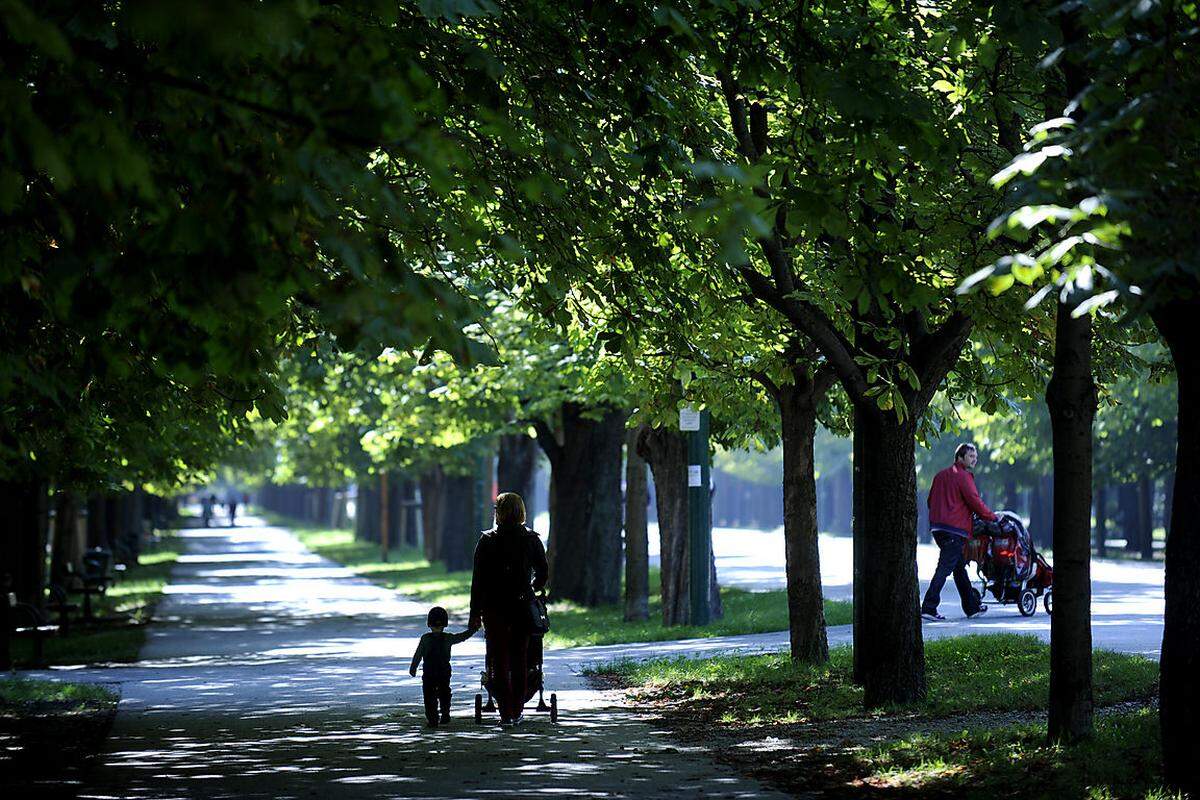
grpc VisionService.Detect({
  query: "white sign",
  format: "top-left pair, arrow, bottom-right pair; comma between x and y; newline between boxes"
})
688,465 -> 703,487
679,407 -> 701,431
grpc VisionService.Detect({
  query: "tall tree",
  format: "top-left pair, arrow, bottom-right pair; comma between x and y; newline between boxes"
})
624,426 -> 650,622
984,0 -> 1197,783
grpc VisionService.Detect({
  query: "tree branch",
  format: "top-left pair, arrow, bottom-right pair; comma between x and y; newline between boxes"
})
530,418 -> 562,466
911,312 -> 974,412
738,266 -> 869,398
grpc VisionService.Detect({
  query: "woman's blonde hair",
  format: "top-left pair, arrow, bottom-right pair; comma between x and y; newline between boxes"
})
494,492 -> 526,526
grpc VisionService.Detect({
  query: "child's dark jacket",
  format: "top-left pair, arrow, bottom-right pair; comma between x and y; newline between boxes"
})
409,629 -> 473,681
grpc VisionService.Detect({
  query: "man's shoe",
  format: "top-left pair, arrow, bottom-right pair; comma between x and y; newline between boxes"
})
440,715 -> 451,724
967,605 -> 989,619
513,714 -> 524,726
921,610 -> 946,622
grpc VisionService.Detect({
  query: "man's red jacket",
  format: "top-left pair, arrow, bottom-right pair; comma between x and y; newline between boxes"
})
927,463 -> 995,537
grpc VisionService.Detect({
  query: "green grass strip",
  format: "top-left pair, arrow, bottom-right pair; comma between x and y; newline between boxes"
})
587,633 -> 1159,723
860,708 -> 1179,799
282,520 -> 852,648
0,678 -> 118,712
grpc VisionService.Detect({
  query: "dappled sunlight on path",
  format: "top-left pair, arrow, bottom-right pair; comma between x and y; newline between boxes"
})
22,517 -> 785,799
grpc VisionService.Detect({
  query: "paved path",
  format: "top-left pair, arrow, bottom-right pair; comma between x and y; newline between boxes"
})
671,525 -> 1165,659
22,516 -> 1163,798
28,519 -> 788,799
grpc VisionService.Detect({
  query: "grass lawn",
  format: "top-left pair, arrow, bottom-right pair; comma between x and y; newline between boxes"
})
9,532 -> 180,668
589,634 -> 1170,798
587,633 -> 1159,723
281,520 -> 853,648
859,709 -> 1179,799
0,678 -> 118,711
0,678 -> 120,781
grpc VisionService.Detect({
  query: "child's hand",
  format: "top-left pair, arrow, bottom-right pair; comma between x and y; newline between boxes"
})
409,668 -> 417,677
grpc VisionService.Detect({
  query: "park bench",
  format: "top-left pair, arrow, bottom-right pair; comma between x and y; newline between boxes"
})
1,592 -> 59,670
46,583 -> 81,636
63,548 -> 124,620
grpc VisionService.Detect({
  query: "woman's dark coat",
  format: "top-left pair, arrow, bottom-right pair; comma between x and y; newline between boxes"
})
468,523 -> 548,625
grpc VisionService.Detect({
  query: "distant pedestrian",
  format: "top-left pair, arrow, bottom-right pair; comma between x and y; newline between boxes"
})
226,491 -> 238,527
409,606 -> 476,726
201,494 -> 214,528
921,443 -> 996,621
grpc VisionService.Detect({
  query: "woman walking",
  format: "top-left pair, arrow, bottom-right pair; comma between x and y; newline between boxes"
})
468,492 -> 548,726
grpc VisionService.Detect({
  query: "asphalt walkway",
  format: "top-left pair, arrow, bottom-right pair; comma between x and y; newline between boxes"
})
32,519 -> 787,799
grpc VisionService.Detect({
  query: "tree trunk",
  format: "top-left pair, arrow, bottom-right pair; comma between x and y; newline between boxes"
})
439,473 -> 476,572
639,426 -> 689,625
1162,471 -> 1174,541
1,480 -> 49,608
779,383 -> 829,663
1046,298 -> 1096,744
1119,483 -> 1140,552
851,408 -> 866,685
1004,479 -> 1020,511
1094,484 -> 1108,558
855,408 -> 926,707
1138,477 -> 1155,561
419,466 -> 447,563
624,426 -> 650,622
51,491 -> 84,586
536,404 -> 625,606
498,432 -> 539,520
1154,299 -> 1200,795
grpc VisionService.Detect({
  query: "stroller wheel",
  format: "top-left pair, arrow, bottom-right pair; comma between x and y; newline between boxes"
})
550,692 -> 558,723
474,693 -> 483,724
1043,590 -> 1053,616
1018,589 -> 1037,617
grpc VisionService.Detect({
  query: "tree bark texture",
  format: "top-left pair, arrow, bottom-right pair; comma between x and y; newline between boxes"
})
1046,300 -> 1096,744
86,494 -> 107,549
419,467 -> 446,562
640,426 -> 688,624
1154,300 -> 1200,794
1,480 -> 48,608
1138,477 -> 1155,560
855,409 -> 927,706
535,404 -> 625,606
356,482 -> 378,543
50,491 -> 84,586
498,432 -> 539,520
637,425 -> 722,625
779,382 -> 829,663
851,407 -> 866,684
624,426 -> 650,622
439,472 -> 476,572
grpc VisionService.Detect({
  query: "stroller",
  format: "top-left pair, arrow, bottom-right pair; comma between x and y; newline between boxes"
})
474,634 -> 558,723
962,510 -> 1054,617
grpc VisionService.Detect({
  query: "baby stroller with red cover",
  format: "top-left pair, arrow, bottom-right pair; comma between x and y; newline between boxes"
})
473,635 -> 558,723
962,510 -> 1054,616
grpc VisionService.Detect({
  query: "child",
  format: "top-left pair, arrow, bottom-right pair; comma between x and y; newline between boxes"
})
409,606 -> 476,726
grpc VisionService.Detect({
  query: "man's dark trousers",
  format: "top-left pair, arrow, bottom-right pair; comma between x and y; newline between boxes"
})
921,531 -> 981,615
422,675 -> 451,724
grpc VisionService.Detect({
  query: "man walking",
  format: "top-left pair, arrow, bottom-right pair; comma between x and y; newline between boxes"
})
921,443 -> 996,621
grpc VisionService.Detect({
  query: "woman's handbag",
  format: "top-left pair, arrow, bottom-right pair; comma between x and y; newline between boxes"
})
526,590 -> 550,636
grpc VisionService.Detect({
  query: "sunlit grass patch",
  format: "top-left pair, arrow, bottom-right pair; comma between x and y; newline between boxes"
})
860,709 -> 1178,799
282,517 -> 852,647
588,634 -> 1158,724
0,678 -> 118,712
